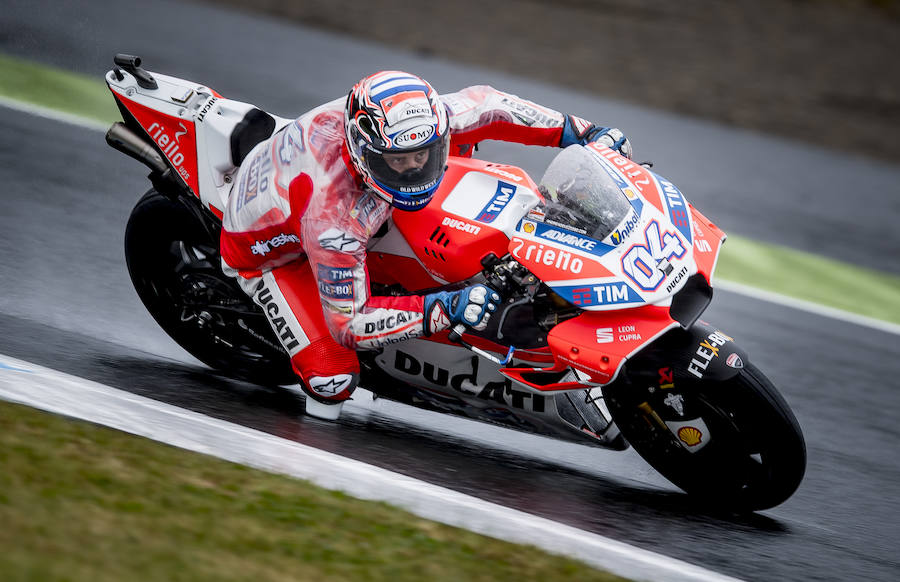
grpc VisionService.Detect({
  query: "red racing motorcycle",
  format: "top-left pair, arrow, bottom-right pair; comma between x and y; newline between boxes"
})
105,54 -> 805,511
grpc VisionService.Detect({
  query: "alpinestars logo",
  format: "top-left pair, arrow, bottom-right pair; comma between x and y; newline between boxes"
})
428,303 -> 450,333
308,375 -> 352,396
251,233 -> 302,256
318,228 -> 361,252
569,115 -> 593,138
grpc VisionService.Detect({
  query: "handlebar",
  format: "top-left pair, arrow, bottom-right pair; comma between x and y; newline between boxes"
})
480,253 -> 537,298
447,323 -> 466,344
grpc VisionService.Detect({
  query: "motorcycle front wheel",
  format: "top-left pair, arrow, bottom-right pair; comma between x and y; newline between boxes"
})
606,362 -> 806,511
124,189 -> 295,386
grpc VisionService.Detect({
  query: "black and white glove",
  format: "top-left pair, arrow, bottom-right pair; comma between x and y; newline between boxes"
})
560,114 -> 632,159
423,285 -> 502,336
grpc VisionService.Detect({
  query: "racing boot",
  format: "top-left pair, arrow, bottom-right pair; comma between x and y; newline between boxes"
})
294,372 -> 358,421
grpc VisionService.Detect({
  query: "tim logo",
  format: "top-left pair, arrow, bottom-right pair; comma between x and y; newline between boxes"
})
475,182 -> 516,223
557,282 -> 640,307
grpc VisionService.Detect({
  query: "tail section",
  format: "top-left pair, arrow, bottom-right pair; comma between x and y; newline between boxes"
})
105,54 -> 288,217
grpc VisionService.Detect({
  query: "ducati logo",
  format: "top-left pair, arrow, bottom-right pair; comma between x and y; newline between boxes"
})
725,353 -> 744,369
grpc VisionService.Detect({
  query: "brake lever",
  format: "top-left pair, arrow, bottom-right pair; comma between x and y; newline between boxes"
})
447,323 -> 515,366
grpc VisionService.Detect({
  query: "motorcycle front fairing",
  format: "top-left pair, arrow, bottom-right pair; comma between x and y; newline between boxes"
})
501,144 -> 728,389
379,144 -> 732,392
513,144 -> 701,311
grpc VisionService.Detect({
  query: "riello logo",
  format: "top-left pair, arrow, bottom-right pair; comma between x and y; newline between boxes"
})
147,121 -> 190,180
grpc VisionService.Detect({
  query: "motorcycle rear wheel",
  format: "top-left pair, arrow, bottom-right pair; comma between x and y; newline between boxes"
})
124,189 -> 294,386
607,363 -> 806,511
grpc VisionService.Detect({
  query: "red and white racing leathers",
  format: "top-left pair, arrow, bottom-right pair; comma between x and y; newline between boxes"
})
220,86 -> 573,402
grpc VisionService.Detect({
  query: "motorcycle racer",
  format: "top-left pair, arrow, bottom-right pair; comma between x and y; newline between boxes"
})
220,70 -> 632,420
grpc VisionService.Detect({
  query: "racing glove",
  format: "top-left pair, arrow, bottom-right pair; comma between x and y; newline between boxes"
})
423,284 -> 502,336
560,114 -> 633,159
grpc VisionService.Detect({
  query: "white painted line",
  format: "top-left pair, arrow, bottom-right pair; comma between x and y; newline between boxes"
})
716,280 -> 900,336
1,97 -> 895,336
0,353 -> 743,582
0,95 -> 110,132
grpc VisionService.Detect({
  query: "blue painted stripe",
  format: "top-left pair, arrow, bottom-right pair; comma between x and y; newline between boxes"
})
551,281 -> 644,308
653,172 -> 692,244
0,361 -> 33,373
369,73 -> 419,88
371,84 -> 429,102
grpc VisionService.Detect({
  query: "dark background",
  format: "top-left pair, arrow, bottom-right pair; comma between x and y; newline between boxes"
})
205,0 -> 900,164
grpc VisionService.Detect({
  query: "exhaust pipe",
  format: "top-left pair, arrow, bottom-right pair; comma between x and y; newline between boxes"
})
105,122 -> 168,174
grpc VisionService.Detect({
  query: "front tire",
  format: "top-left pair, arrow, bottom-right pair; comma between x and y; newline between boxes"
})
606,363 -> 806,511
124,189 -> 294,385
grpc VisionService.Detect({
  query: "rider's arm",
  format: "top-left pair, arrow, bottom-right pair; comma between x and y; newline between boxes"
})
441,85 -> 631,157
302,197 -> 498,351
301,207 -> 428,351
220,123 -> 309,274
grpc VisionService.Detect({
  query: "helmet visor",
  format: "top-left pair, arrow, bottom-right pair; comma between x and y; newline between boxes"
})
363,138 -> 447,197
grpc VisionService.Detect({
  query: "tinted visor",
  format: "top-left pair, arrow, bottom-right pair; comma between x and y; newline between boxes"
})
364,138 -> 448,196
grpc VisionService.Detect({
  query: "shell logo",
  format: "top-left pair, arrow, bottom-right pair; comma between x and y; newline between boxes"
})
677,426 -> 703,447
523,221 -> 536,234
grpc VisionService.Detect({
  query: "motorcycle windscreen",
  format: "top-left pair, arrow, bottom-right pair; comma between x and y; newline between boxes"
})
537,145 -> 635,243
509,146 -> 645,310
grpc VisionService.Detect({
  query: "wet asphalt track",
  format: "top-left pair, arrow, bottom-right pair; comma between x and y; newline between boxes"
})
2,1 -> 900,580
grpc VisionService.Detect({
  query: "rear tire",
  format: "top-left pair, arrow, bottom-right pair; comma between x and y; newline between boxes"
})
124,189 -> 294,385
607,363 -> 806,511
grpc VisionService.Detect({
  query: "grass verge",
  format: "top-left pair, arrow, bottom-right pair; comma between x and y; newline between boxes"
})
0,400 -> 625,582
718,235 -> 900,325
0,53 -> 118,123
1,52 -> 898,325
